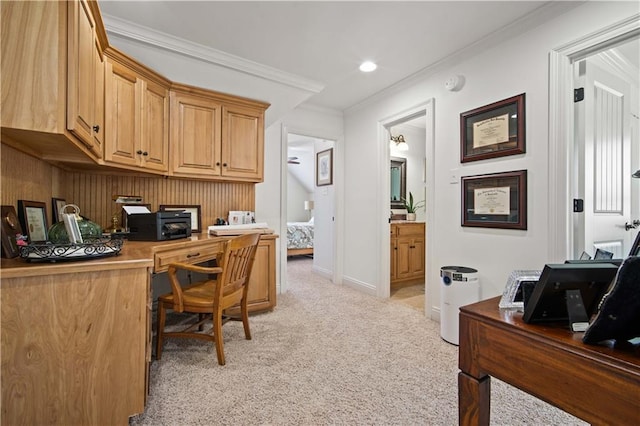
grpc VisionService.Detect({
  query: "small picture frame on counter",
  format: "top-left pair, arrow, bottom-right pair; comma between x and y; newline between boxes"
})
17,200 -> 48,243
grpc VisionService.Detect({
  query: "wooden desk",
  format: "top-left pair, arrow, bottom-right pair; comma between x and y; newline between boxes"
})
1,233 -> 277,425
458,297 -> 640,425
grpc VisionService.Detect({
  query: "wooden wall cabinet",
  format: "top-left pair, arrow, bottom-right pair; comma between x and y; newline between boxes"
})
1,263 -> 150,425
390,222 -> 425,286
170,86 -> 267,182
67,0 -> 105,158
104,52 -> 169,173
1,0 -> 106,164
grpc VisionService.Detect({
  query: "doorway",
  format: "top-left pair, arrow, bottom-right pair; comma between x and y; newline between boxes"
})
282,129 -> 337,293
572,37 -> 640,259
379,99 -> 435,317
548,17 -> 639,262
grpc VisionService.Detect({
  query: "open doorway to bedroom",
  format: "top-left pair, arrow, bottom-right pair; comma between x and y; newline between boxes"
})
286,132 -> 336,280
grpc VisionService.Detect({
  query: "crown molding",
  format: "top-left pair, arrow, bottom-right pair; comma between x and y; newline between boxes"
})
593,48 -> 640,86
345,2 -> 583,114
102,14 -> 325,94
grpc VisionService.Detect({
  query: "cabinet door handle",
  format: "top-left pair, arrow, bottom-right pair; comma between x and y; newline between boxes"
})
142,151 -> 148,156
92,124 -> 100,133
137,150 -> 143,155
222,163 -> 227,167
186,253 -> 200,258
216,162 -> 221,166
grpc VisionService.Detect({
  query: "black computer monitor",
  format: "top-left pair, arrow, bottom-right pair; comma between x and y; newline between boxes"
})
522,263 -> 619,326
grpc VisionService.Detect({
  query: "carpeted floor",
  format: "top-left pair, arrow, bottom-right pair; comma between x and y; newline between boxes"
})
132,256 -> 586,425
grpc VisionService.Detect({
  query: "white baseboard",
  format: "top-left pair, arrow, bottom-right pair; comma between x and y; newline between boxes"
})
311,264 -> 332,280
341,275 -> 377,296
430,306 -> 441,323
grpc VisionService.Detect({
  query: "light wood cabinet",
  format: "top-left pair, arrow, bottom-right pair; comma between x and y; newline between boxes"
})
246,236 -> 277,312
222,104 -> 264,180
1,262 -> 151,425
1,1 -> 268,182
170,90 -> 222,177
1,0 -> 107,164
391,222 -> 425,286
170,85 -> 267,182
67,0 -> 104,157
104,51 -> 169,173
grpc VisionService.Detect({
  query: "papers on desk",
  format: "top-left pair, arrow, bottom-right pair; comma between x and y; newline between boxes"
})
208,223 -> 274,236
122,205 -> 151,214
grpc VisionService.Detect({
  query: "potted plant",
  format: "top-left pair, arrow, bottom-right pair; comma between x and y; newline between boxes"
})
402,192 -> 425,221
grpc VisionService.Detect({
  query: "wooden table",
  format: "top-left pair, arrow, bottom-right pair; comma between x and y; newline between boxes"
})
458,297 -> 640,425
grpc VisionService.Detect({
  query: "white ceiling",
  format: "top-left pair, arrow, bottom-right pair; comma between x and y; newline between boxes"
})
97,1 -> 583,117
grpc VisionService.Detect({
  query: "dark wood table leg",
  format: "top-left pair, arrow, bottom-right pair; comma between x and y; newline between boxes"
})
458,371 -> 490,426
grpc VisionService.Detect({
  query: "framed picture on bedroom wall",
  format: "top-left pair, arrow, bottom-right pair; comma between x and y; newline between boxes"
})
316,148 -> 333,186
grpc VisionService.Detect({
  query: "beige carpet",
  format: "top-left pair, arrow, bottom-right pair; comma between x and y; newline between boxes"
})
132,256 -> 586,425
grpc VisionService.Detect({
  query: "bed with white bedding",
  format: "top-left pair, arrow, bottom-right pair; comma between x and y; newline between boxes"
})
286,219 -> 314,256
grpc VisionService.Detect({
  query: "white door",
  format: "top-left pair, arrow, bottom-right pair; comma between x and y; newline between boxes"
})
574,54 -> 638,259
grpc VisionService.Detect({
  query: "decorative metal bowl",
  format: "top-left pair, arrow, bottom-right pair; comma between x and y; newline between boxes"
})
20,238 -> 123,262
48,204 -> 102,244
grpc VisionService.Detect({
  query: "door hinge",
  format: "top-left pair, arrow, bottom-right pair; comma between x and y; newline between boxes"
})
574,88 -> 584,102
573,198 -> 584,213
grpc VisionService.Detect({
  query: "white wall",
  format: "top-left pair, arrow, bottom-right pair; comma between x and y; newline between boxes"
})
287,172 -> 311,222
341,2 -> 640,317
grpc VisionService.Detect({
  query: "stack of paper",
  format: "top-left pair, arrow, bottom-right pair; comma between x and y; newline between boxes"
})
208,223 -> 273,236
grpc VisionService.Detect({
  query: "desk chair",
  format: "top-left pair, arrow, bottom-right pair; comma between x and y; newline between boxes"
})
156,233 -> 261,365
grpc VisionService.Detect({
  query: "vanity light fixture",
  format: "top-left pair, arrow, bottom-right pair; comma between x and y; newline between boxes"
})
359,61 -> 377,72
390,134 -> 409,151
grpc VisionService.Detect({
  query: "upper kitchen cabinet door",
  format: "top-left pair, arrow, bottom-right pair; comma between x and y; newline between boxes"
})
170,92 -> 222,178
67,0 -> 102,156
140,79 -> 169,172
104,60 -> 140,167
221,104 -> 264,182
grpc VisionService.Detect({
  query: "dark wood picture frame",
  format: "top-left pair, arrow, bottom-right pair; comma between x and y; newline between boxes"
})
316,148 -> 333,186
17,200 -> 49,242
159,204 -> 202,233
52,198 -> 67,223
462,170 -> 527,230
460,93 -> 526,163
1,205 -> 24,258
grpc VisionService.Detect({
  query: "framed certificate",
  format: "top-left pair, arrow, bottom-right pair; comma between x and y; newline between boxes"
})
462,170 -> 527,230
460,93 -> 525,163
17,200 -> 49,242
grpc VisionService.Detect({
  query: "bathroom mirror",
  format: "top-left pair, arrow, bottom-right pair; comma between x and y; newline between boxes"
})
390,157 -> 406,209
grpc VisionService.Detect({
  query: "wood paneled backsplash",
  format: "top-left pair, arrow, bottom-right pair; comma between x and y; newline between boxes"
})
1,144 -> 255,231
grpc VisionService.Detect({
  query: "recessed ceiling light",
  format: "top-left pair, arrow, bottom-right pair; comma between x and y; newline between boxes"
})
359,61 -> 377,72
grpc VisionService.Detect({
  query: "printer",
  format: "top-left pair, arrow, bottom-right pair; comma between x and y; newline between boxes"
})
127,211 -> 192,241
